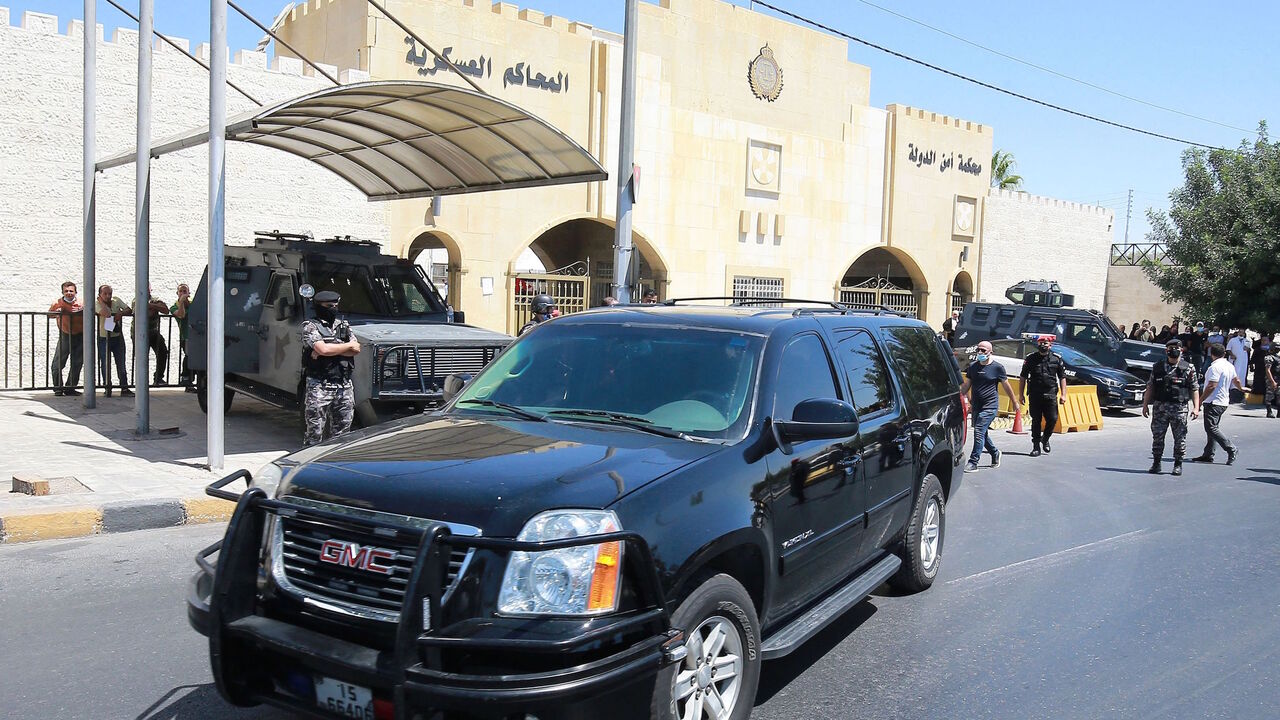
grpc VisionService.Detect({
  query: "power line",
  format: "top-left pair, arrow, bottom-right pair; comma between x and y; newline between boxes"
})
848,0 -> 1254,135
752,0 -> 1228,151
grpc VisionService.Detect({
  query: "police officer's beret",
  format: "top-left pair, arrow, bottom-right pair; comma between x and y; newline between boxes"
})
1165,338 -> 1182,348
313,290 -> 341,303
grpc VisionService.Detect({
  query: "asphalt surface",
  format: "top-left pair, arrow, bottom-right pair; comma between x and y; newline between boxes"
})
1,408 -> 1277,719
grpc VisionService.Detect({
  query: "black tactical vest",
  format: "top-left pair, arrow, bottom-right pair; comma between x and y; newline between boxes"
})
1024,351 -> 1064,396
1150,360 -> 1194,403
303,320 -> 354,384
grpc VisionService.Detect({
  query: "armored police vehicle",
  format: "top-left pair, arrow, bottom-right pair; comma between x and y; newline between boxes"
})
953,280 -> 1164,379
186,232 -> 512,425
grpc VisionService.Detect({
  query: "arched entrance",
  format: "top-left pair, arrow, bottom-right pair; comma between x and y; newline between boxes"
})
949,270 -> 974,316
837,247 -> 927,317
509,218 -> 667,333
406,231 -> 461,309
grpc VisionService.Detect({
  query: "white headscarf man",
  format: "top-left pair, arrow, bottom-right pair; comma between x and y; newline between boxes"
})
1226,330 -> 1251,384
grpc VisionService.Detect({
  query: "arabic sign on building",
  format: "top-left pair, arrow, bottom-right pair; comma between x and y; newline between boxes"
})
905,142 -> 983,177
404,37 -> 569,95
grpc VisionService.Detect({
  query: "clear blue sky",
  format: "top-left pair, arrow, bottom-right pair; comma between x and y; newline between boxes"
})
11,1 -> 1278,250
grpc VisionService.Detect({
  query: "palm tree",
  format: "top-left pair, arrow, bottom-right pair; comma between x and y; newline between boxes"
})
990,149 -> 1023,190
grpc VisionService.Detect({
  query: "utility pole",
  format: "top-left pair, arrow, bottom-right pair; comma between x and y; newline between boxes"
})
611,0 -> 638,304
1124,188 -> 1133,244
134,0 -> 153,434
208,0 -> 227,469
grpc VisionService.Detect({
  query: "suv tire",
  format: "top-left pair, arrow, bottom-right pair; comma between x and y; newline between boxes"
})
652,574 -> 761,720
889,473 -> 946,593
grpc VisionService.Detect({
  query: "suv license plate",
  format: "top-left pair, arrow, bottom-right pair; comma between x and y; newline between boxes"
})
315,676 -> 374,720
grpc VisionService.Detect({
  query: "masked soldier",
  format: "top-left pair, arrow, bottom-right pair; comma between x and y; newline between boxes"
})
1142,338 -> 1200,475
519,293 -> 557,336
1020,334 -> 1067,457
300,290 -> 361,445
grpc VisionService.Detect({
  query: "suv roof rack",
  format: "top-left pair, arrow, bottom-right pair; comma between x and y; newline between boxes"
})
660,297 -> 908,317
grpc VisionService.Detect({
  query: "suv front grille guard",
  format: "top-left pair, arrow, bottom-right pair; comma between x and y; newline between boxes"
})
372,344 -> 497,402
196,470 -> 678,673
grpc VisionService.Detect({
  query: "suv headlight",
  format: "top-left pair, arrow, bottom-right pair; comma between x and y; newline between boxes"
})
250,462 -> 284,498
498,510 -> 623,616
1100,377 -> 1122,388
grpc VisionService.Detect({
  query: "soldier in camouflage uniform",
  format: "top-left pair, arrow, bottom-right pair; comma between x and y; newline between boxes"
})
300,290 -> 361,445
1142,339 -> 1200,475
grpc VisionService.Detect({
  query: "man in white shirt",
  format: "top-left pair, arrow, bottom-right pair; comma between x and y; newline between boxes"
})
1192,343 -> 1243,465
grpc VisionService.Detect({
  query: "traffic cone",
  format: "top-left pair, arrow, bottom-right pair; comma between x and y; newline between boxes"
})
1007,408 -> 1029,435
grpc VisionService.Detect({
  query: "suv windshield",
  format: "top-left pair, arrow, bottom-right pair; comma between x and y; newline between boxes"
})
310,262 -> 446,317
453,323 -> 764,439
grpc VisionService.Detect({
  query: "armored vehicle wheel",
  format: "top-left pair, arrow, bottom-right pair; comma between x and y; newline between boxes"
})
652,574 -> 761,720
196,376 -> 235,414
889,473 -> 945,592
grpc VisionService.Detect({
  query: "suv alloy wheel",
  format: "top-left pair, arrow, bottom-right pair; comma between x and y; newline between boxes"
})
890,473 -> 946,592
653,574 -> 762,720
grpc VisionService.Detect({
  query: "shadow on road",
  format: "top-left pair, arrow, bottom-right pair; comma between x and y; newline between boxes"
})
1096,466 -> 1157,475
137,683 -> 279,719
1237,469 -> 1280,486
754,600 -> 878,705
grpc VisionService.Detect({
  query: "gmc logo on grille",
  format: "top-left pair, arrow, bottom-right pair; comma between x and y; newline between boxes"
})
318,540 -> 396,576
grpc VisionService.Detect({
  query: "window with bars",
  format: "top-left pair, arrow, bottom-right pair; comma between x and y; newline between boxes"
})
732,275 -> 784,306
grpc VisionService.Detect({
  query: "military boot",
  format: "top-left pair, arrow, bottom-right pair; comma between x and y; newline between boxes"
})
1148,459 -> 1161,474
1171,461 -> 1183,476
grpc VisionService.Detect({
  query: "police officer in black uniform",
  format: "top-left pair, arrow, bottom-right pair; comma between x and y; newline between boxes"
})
1142,338 -> 1200,475
300,290 -> 361,445
519,294 -> 557,336
1020,334 -> 1067,457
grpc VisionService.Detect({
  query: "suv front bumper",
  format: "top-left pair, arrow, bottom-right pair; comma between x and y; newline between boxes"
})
188,472 -> 683,720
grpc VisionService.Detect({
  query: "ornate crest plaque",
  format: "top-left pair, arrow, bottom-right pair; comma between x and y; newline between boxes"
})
748,45 -> 783,102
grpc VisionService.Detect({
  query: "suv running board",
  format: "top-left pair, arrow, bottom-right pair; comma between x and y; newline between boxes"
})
760,553 -> 901,660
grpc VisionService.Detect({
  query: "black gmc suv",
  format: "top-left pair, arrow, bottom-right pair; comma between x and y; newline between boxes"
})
188,300 -> 965,720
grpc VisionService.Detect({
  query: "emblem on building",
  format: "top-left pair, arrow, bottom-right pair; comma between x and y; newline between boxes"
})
953,196 -> 977,238
748,45 -> 783,102
746,140 -> 782,194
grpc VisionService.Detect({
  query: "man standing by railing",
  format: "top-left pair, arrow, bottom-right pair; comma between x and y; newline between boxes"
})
48,281 -> 84,396
96,284 -> 133,397
146,286 -> 170,386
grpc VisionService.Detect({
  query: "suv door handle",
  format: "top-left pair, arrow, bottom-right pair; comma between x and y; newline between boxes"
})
838,454 -> 863,471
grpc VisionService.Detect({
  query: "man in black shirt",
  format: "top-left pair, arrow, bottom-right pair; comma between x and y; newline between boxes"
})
1142,339 -> 1200,475
959,341 -> 1021,473
1020,335 -> 1067,457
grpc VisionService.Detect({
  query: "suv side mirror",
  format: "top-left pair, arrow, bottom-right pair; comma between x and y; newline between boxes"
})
442,373 -> 473,403
774,398 -> 859,446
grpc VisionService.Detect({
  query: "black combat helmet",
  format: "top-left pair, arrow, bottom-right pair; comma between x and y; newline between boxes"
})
531,293 -> 556,315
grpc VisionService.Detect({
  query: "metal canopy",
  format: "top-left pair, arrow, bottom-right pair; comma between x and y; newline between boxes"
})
97,80 -> 607,200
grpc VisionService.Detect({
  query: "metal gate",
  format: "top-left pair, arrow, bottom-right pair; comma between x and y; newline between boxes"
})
510,261 -> 589,334
838,276 -> 919,316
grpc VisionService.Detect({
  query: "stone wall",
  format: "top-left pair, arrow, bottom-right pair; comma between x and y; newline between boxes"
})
0,7 -> 389,315
979,189 -> 1114,311
1104,264 -> 1183,328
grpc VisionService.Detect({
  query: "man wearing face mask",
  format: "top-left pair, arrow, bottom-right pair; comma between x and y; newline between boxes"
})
1142,339 -> 1200,475
300,290 -> 361,445
1019,334 -> 1067,457
959,340 -> 1020,473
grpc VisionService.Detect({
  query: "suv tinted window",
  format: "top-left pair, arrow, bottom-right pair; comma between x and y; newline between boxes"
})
773,333 -> 840,419
880,326 -> 957,404
835,330 -> 894,416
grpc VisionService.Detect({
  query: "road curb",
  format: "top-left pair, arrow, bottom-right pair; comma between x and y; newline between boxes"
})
0,496 -> 235,544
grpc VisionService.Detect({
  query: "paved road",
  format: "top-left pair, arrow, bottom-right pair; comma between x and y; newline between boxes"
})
1,409 -> 1276,719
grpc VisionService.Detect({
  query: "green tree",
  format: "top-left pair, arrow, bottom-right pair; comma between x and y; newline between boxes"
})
990,149 -> 1023,189
1144,122 -> 1280,329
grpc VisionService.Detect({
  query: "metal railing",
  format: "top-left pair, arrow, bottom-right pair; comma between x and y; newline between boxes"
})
1110,243 -> 1169,266
1,311 -> 190,392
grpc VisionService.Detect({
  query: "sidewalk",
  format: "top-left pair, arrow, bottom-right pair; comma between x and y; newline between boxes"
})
0,388 -> 301,543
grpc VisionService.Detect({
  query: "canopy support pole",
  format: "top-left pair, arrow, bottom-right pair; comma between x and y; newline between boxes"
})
208,0 -> 227,469
82,0 -> 96,409
612,0 -> 638,304
134,0 -> 152,434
